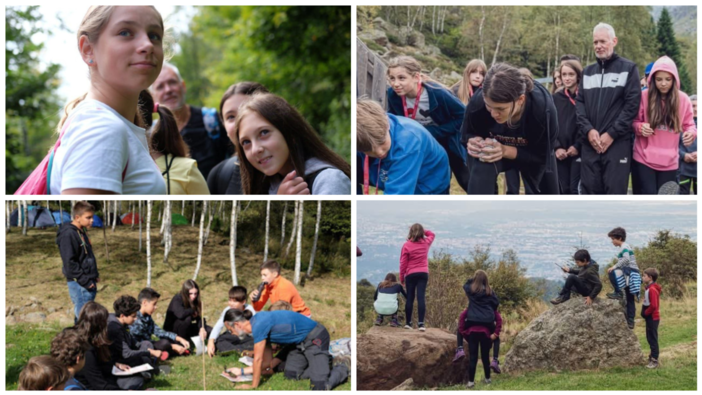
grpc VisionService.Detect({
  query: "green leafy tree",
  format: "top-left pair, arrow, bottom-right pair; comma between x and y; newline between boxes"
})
636,230 -> 696,298
656,7 -> 692,93
6,6 -> 61,192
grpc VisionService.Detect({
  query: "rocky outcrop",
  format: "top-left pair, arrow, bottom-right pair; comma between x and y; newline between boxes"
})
357,326 -> 466,390
504,298 -> 646,373
358,30 -> 388,47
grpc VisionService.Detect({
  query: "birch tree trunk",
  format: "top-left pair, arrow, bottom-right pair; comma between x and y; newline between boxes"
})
160,201 -> 167,236
307,201 -> 322,277
131,201 -> 135,230
191,201 -> 197,227
479,6 -> 486,61
111,201 -> 117,233
163,201 -> 172,262
285,201 -> 299,260
146,201 -> 152,287
6,202 -> 10,233
280,201 -> 288,252
182,201 -> 185,216
102,201 -> 109,259
139,200 -> 143,252
193,201 -> 208,280
230,201 -> 238,286
293,201 -> 304,285
264,201 -> 270,261
491,11 -> 508,66
22,200 -> 28,235
204,201 -> 215,246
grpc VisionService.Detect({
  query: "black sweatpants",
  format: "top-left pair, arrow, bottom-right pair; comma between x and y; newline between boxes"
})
557,156 -> 582,194
170,318 -> 212,349
625,287 -> 636,327
467,332 -> 492,382
467,154 -> 559,195
446,145 -> 471,193
679,176 -> 697,195
458,331 -> 500,359
631,160 -> 677,195
284,325 -> 348,390
405,272 -> 428,325
642,308 -> 659,359
580,138 -> 631,194
505,169 -> 520,194
560,274 -> 593,298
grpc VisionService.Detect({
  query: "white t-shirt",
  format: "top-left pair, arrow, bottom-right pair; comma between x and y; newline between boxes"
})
404,90 -> 435,127
210,304 -> 257,341
50,99 -> 167,195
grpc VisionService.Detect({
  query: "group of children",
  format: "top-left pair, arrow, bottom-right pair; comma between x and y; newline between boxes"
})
551,227 -> 662,369
17,258 -> 348,390
370,226 -> 663,389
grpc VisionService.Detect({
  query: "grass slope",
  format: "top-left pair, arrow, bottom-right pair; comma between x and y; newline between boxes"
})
5,226 -> 351,391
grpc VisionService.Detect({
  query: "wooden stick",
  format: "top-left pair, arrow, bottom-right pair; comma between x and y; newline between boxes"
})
201,297 -> 206,391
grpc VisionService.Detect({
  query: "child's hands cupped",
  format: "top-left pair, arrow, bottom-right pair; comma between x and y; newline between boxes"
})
277,171 -> 310,195
479,140 -> 503,163
467,137 -> 485,158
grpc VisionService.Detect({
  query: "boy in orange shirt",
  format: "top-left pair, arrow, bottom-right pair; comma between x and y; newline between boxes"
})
250,261 -> 311,317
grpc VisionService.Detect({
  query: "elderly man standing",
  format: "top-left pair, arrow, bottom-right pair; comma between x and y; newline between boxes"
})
151,62 -> 233,180
575,23 -> 641,194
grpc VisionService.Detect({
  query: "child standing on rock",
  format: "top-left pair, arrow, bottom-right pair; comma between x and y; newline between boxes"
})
606,227 -> 641,329
373,273 -> 406,327
460,270 -> 500,388
400,224 -> 435,331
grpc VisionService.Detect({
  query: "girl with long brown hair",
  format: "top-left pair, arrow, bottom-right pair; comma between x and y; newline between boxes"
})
461,62 -> 559,194
164,279 -> 211,348
231,93 -> 351,195
386,56 -> 469,192
632,56 -> 697,194
74,302 -> 144,390
373,273 -> 407,327
399,223 -> 435,331
451,59 -> 487,104
553,60 -> 584,194
459,270 -> 500,388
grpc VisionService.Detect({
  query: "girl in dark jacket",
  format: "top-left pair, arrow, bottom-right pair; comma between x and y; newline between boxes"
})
552,60 -> 584,194
164,280 -> 211,348
386,56 -> 469,192
461,63 -> 559,194
460,270 -> 499,388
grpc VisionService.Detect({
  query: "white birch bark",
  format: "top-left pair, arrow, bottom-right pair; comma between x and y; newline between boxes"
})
230,201 -> 238,286
193,201 -> 208,280
293,201 -> 304,285
146,201 -> 152,287
264,201 -> 270,261
307,201 -> 322,277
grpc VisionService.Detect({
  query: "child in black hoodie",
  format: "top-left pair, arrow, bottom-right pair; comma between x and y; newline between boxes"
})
57,201 -> 99,323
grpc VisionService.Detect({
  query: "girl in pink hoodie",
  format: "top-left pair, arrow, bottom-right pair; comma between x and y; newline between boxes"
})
632,56 -> 696,194
399,224 -> 435,331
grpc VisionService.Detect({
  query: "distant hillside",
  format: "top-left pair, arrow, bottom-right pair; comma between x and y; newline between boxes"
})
651,6 -> 697,37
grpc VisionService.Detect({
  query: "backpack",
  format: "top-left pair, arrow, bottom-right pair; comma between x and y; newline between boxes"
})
329,338 -> 351,357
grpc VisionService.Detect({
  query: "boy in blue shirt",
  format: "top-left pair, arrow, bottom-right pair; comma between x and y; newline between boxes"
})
357,99 -> 450,195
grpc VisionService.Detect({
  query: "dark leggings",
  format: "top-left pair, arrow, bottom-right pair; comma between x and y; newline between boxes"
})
153,338 -> 176,354
467,332 -> 492,382
457,331 -> 500,359
631,159 -> 677,194
405,272 -> 428,325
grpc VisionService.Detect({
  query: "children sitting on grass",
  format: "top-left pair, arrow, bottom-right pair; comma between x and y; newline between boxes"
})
130,287 -> 191,357
373,273 -> 406,327
18,356 -> 70,390
163,280 -> 211,348
50,327 -> 90,390
642,268 -> 662,369
460,270 -> 500,388
551,249 -> 602,306
108,295 -> 167,368
606,227 -> 641,329
251,261 -> 311,317
208,286 -> 257,357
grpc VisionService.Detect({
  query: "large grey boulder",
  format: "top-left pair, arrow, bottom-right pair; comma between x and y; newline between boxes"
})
399,26 -> 425,48
358,29 -> 388,48
504,297 -> 646,373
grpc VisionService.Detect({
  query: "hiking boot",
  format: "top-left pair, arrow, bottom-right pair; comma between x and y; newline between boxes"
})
627,321 -> 635,330
490,359 -> 501,374
646,358 -> 659,369
607,291 -> 623,300
484,378 -> 492,385
374,317 -> 383,326
390,318 -> 401,327
404,324 -> 413,330
550,295 -> 569,305
453,348 -> 466,363
466,381 -> 475,389
418,323 -> 426,331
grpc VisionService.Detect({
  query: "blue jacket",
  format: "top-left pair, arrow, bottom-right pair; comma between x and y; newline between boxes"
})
387,82 -> 467,162
678,118 -> 697,177
358,114 -> 450,194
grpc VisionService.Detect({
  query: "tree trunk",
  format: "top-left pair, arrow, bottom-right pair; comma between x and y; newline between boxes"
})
193,201 -> 208,280
139,200 -> 143,252
182,200 -> 185,216
191,201 -> 197,227
160,201 -> 167,236
307,201 -> 322,277
102,201 -> 109,259
431,6 -> 436,35
163,201 -> 172,263
131,201 -> 135,230
479,6 -> 486,61
230,201 -> 238,286
280,201 -> 288,252
264,201 -> 270,261
59,203 -> 63,225
293,201 -> 304,285
22,200 -> 28,235
491,10 -> 508,67
111,201 -> 117,233
285,201 -> 299,260
6,202 -> 10,233
146,201 -> 152,287
204,201 -> 215,246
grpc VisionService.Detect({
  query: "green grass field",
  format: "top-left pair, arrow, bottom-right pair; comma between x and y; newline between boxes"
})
5,226 -> 351,391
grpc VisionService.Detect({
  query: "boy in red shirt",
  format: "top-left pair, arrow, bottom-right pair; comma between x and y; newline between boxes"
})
250,260 -> 311,317
641,267 -> 661,369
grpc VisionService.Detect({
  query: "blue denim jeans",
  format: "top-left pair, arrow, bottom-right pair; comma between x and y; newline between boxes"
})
67,281 -> 97,323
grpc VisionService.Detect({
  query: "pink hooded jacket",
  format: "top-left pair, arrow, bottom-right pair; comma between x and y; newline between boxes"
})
633,56 -> 697,171
399,230 -> 435,283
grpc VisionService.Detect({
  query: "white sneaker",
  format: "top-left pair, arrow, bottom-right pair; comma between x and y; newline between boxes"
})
404,324 -> 412,330
466,381 -> 475,389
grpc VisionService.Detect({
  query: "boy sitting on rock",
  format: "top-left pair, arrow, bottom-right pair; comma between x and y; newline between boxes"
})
551,249 -> 602,306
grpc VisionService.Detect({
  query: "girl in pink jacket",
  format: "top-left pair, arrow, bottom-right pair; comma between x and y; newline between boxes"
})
632,56 -> 696,194
399,224 -> 435,331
